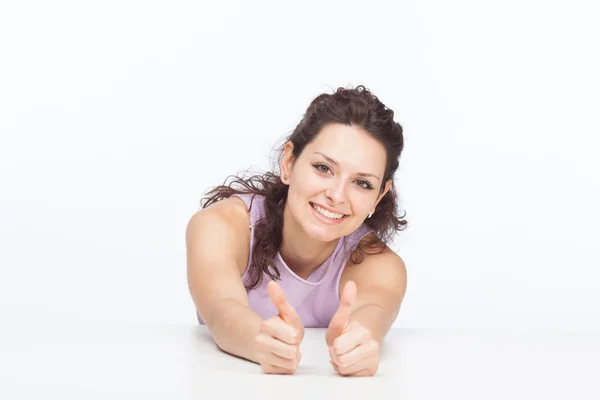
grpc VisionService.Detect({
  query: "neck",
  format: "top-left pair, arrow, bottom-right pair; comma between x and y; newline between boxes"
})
278,201 -> 339,280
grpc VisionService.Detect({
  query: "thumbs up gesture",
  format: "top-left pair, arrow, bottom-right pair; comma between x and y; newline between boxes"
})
253,280 -> 304,374
325,280 -> 380,377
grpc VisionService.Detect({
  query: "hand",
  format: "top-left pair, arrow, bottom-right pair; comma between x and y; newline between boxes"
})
253,280 -> 304,374
325,280 -> 380,377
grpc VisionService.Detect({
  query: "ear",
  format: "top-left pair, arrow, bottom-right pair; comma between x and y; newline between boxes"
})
375,178 -> 392,207
280,141 -> 295,183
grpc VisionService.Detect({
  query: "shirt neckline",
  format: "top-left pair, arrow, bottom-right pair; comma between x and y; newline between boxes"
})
275,236 -> 345,286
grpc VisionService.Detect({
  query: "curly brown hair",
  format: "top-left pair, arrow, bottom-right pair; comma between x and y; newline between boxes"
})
201,85 -> 407,290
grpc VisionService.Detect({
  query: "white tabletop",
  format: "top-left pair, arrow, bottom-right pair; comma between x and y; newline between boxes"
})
0,323 -> 598,399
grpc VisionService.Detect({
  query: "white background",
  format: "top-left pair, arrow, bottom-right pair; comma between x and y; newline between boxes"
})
1,0 -> 598,329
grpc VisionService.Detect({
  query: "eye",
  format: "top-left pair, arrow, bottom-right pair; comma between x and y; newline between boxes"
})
357,180 -> 374,190
313,164 -> 374,190
313,163 -> 331,174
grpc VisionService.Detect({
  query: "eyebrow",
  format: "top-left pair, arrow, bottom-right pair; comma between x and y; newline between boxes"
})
313,152 -> 381,181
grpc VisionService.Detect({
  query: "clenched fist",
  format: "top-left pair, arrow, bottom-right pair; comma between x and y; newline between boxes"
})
253,280 -> 305,374
326,280 -> 380,377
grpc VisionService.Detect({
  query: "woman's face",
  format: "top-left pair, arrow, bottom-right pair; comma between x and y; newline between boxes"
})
281,123 -> 391,242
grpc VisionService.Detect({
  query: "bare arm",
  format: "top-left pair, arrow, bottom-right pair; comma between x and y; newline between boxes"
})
186,205 -> 262,363
343,247 -> 407,344
325,247 -> 407,376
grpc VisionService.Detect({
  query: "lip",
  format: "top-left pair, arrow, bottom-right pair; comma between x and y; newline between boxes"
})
309,202 -> 348,225
310,202 -> 347,215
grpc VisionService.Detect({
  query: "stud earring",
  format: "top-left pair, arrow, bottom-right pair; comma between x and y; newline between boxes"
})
368,211 -> 373,218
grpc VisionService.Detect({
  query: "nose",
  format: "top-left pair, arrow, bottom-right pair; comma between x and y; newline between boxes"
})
325,178 -> 348,205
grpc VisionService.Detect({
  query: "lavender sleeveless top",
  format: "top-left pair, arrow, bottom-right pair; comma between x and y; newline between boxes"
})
196,193 -> 375,328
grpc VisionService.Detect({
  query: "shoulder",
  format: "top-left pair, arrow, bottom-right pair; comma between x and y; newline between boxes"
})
341,235 -> 407,301
186,196 -> 252,275
191,196 -> 251,227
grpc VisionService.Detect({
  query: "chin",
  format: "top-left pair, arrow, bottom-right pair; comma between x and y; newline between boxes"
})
304,205 -> 351,241
304,226 -> 339,242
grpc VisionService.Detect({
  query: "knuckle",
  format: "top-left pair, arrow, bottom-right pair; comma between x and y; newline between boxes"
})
260,363 -> 271,373
281,351 -> 294,364
371,340 -> 380,352
332,338 -> 340,350
254,334 -> 267,347
259,320 -> 269,331
282,344 -> 295,359
284,357 -> 295,368
290,330 -> 300,343
273,363 -> 294,375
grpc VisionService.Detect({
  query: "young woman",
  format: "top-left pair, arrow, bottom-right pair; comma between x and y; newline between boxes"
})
186,85 -> 408,376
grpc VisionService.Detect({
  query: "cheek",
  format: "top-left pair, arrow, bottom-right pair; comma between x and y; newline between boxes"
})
292,172 -> 323,195
353,202 -> 372,218
353,193 -> 380,216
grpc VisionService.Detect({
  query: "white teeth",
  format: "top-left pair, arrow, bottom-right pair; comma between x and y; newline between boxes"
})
312,203 -> 344,219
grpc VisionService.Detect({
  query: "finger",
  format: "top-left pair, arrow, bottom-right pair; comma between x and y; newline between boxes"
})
260,318 -> 299,345
255,333 -> 298,360
336,340 -> 379,369
265,352 -> 297,370
329,345 -> 340,365
331,347 -> 377,377
267,280 -> 303,329
337,355 -> 379,376
345,368 -> 376,377
333,324 -> 372,355
261,364 -> 296,375
329,360 -> 340,374
328,280 -> 357,336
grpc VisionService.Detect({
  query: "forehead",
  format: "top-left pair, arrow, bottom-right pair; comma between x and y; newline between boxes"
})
303,123 -> 386,174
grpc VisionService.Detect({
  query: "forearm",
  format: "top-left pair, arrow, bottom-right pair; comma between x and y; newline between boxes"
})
349,303 -> 397,344
206,298 -> 264,363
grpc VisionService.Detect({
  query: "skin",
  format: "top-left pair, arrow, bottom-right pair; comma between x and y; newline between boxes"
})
186,122 -> 407,376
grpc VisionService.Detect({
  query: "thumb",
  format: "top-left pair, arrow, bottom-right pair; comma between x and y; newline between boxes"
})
267,280 -> 303,330
327,280 -> 357,339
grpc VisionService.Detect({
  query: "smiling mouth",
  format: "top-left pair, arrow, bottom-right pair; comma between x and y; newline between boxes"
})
309,202 -> 348,220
